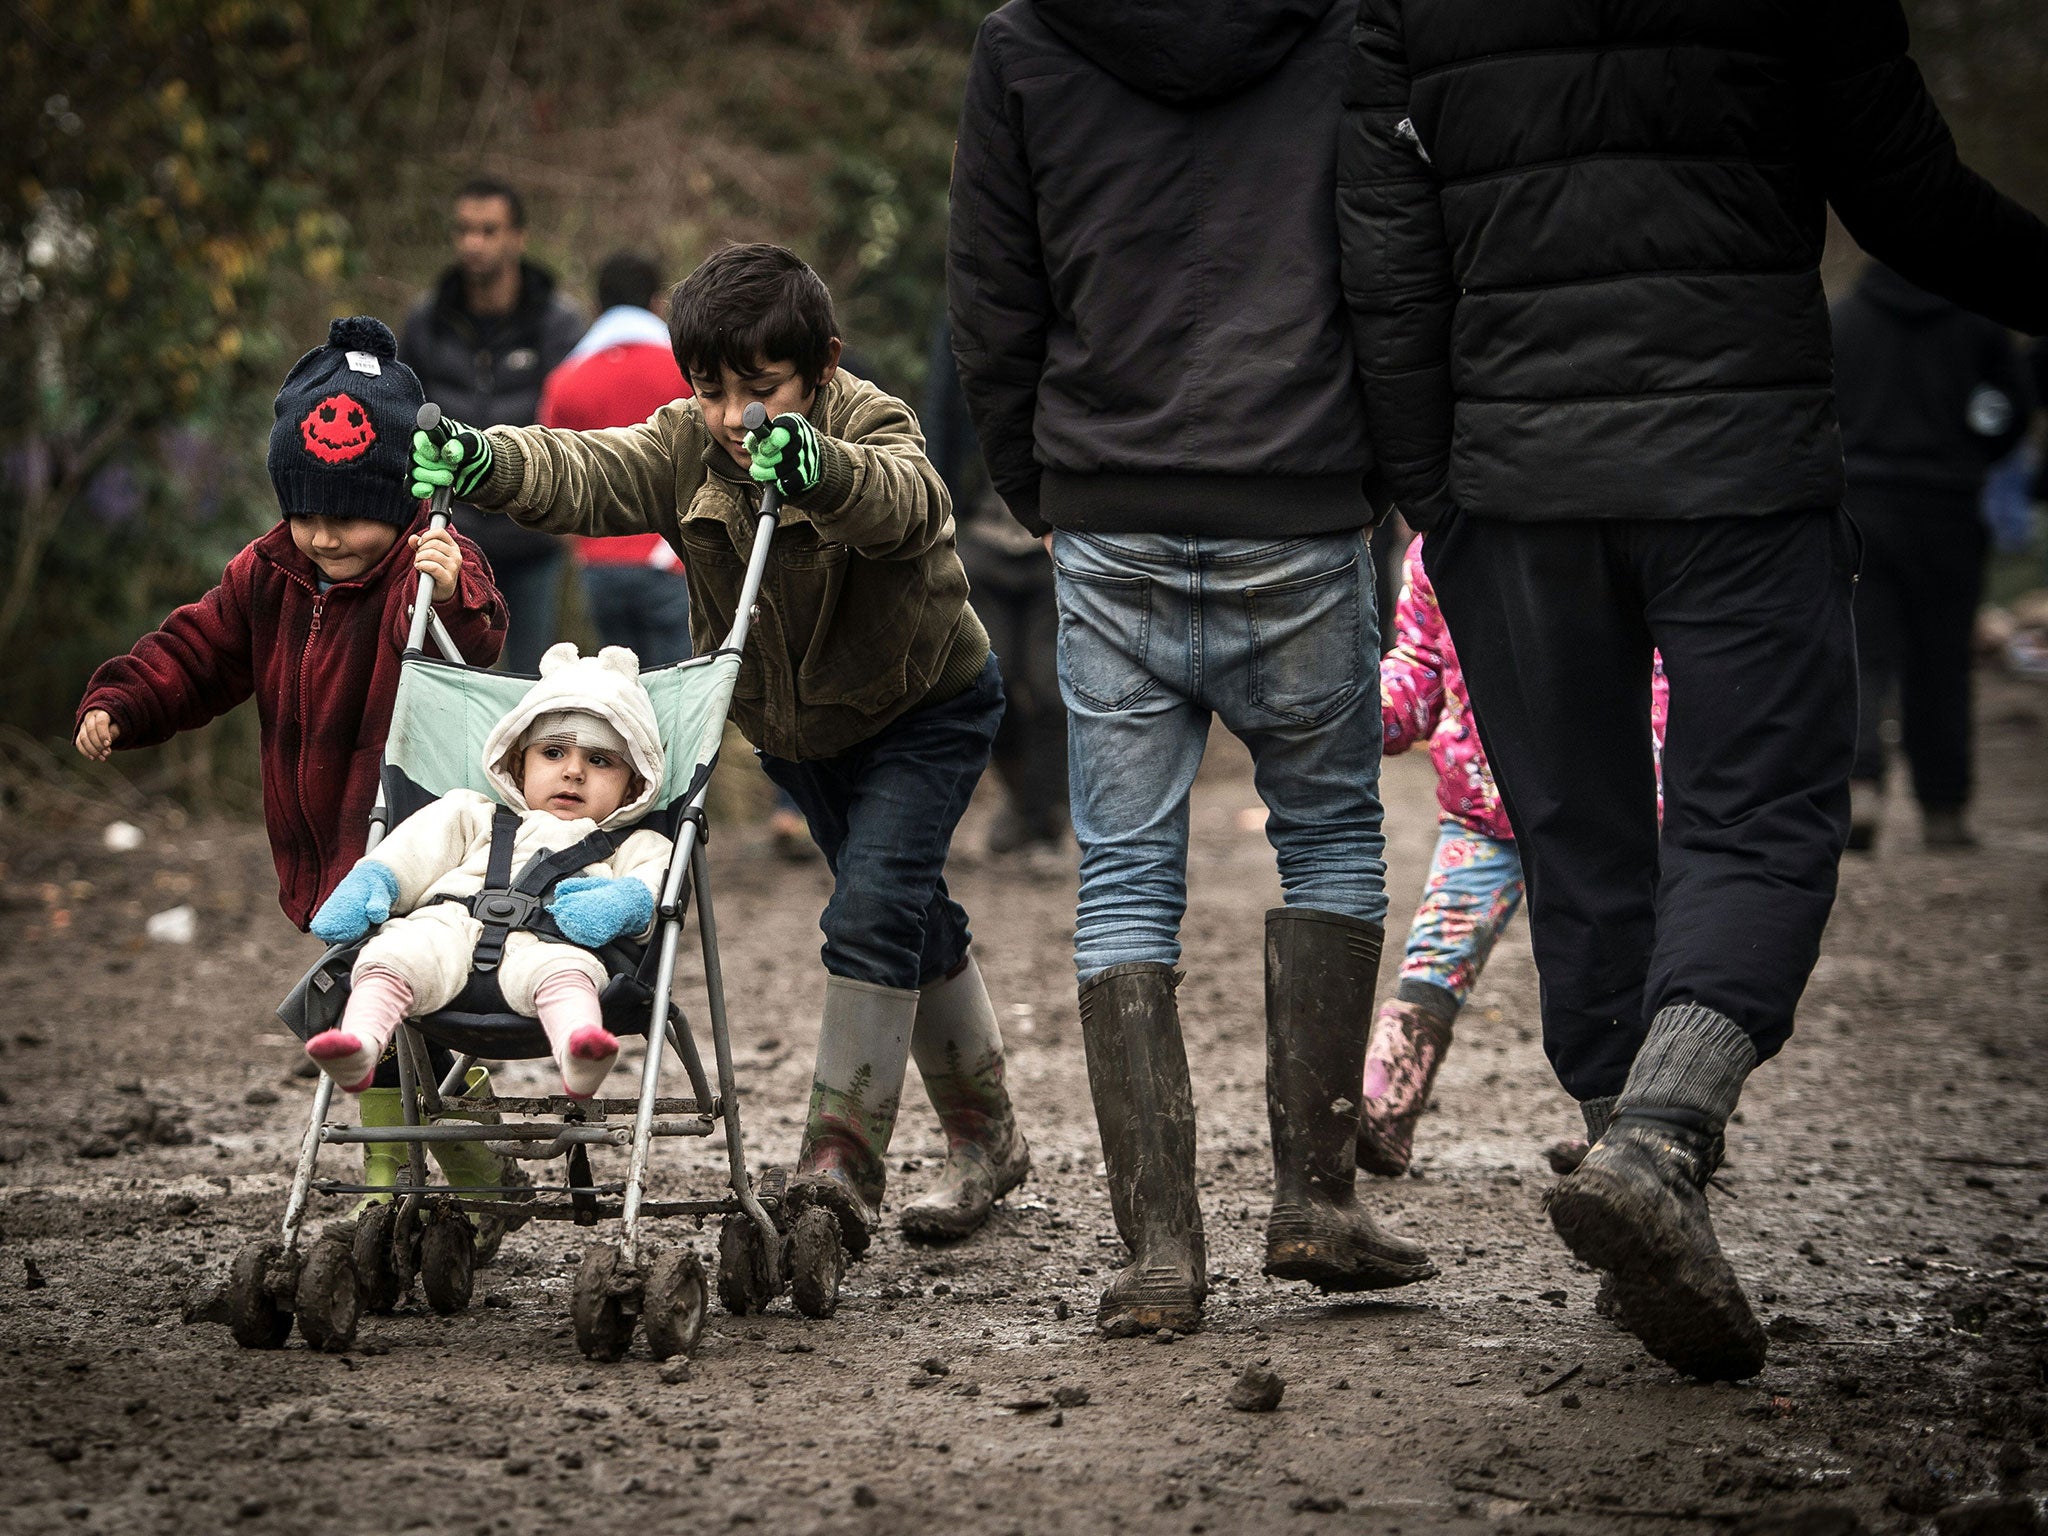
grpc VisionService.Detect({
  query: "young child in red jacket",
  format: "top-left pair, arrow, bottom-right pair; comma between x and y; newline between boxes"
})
74,317 -> 514,1238
75,317 -> 507,929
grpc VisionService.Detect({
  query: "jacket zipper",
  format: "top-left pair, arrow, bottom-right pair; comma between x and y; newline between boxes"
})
296,592 -> 326,866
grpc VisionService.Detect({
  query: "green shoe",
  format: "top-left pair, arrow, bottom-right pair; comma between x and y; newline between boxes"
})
346,1088 -> 406,1220
430,1067 -> 531,1265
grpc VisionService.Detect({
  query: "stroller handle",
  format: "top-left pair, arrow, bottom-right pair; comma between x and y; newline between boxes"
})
717,404 -> 783,657
404,403 -> 461,661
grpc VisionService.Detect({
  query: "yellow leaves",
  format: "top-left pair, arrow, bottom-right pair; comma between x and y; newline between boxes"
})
107,268 -> 131,302
180,116 -> 207,152
303,244 -> 342,285
215,326 -> 243,362
159,79 -> 187,113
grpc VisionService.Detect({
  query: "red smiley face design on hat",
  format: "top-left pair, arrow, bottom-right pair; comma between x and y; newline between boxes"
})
299,393 -> 377,464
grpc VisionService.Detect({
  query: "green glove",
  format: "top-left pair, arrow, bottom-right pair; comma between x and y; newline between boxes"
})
743,412 -> 824,497
410,422 -> 494,501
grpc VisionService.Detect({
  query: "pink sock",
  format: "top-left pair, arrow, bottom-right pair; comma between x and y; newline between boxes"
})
534,970 -> 617,1099
307,966 -> 412,1092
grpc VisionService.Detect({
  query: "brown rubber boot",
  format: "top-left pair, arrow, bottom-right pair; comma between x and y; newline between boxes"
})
1356,995 -> 1456,1177
1079,963 -> 1206,1337
900,957 -> 1032,1242
1262,909 -> 1436,1293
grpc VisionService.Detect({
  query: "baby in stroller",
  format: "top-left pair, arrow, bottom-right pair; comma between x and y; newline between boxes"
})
304,642 -> 670,1100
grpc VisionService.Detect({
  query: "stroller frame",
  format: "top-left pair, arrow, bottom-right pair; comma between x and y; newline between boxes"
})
228,403 -> 829,1361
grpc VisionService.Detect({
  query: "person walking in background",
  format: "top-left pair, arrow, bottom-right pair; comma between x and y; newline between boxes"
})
1343,0 -> 2048,1380
537,251 -> 696,667
400,177 -> 585,673
950,0 -> 1433,1340
1833,264 -> 2035,852
924,316 -> 1067,857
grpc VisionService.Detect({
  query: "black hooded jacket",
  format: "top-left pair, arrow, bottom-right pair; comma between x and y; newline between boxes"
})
399,261 -> 585,565
1338,0 -> 2048,528
948,0 -> 1373,538
1833,265 -> 2034,500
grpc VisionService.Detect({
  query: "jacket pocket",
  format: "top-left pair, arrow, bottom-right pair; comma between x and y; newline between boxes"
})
1053,559 -> 1154,713
1246,553 -> 1363,726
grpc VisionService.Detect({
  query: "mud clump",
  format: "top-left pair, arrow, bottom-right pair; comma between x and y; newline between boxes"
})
1227,1366 -> 1285,1413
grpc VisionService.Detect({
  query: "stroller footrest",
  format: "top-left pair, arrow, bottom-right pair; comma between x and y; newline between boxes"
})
471,1094 -> 717,1118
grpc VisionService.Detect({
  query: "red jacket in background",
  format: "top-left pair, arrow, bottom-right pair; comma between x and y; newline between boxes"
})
77,509 -> 507,929
536,313 -> 691,568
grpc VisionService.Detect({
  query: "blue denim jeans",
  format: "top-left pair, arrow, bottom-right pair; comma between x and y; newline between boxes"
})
582,564 -> 693,667
758,654 -> 1005,990
1054,530 -> 1387,979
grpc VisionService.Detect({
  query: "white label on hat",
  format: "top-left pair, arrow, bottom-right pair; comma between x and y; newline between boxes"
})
345,351 -> 382,376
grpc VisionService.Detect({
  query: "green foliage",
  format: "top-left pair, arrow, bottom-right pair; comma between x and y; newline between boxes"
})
4,0 -> 400,787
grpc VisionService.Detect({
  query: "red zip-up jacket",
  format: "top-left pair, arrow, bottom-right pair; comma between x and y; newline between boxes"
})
76,510 -> 507,929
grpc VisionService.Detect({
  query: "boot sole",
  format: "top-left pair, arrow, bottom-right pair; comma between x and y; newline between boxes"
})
1264,1206 -> 1436,1292
1549,1168 -> 1766,1381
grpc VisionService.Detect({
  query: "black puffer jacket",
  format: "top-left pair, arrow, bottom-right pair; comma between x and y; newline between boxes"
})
1339,0 -> 2048,527
948,0 -> 1372,539
399,261 -> 585,565
1834,265 -> 2034,499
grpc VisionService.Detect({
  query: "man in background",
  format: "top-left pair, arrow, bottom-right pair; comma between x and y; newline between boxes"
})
1833,263 -> 2034,851
537,251 -> 694,666
400,177 -> 584,672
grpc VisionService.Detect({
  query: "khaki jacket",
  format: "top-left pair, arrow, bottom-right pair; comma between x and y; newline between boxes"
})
476,373 -> 989,761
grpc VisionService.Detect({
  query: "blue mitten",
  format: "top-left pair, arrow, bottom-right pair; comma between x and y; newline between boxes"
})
310,862 -> 400,944
548,876 -> 655,948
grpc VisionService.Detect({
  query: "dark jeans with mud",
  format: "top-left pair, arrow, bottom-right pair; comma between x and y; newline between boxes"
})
759,653 -> 1005,990
1423,508 -> 1858,1101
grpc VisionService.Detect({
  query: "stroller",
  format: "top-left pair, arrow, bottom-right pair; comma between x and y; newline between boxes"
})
226,403 -> 841,1361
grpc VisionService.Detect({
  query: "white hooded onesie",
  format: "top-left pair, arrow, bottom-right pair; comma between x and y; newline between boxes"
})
350,644 -> 672,1017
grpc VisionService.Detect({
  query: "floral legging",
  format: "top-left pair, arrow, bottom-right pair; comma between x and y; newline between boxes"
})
1397,820 -> 1526,1011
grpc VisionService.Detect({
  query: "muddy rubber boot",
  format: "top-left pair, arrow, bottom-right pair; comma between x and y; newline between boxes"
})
1356,993 -> 1456,1177
1079,963 -> 1206,1337
900,956 -> 1032,1242
1548,1005 -> 1765,1380
429,1068 -> 531,1266
788,975 -> 918,1259
1562,1096 -> 1625,1321
346,1088 -> 406,1220
1262,909 -> 1436,1292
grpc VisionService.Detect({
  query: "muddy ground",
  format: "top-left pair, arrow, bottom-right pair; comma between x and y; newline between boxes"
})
1,674 -> 2044,1536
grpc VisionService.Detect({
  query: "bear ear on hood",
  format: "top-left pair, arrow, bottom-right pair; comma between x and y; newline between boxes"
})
597,646 -> 641,681
538,641 -> 581,677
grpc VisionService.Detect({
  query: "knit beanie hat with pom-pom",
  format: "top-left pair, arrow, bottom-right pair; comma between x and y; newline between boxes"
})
267,316 -> 427,527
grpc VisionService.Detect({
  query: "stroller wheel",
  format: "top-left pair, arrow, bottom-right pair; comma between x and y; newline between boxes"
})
717,1213 -> 777,1316
787,1207 -> 844,1320
572,1243 -> 636,1363
643,1248 -> 708,1361
294,1235 -> 361,1353
420,1207 -> 476,1315
352,1205 -> 409,1314
227,1239 -> 294,1350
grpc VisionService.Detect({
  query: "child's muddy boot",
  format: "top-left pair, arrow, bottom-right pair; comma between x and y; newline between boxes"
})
901,955 -> 1032,1242
788,975 -> 917,1259
1263,909 -> 1436,1293
1547,1005 -> 1764,1380
429,1068 -> 532,1265
1356,991 -> 1455,1177
347,1088 -> 406,1220
1079,963 -> 1206,1337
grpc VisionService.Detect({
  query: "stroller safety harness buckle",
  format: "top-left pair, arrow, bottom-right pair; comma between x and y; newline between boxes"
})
447,805 -> 621,973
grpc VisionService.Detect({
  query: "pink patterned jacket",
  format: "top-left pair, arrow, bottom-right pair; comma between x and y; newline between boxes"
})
1382,537 -> 1668,841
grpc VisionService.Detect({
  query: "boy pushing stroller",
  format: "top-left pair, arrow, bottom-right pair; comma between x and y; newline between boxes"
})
411,243 -> 1030,1252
